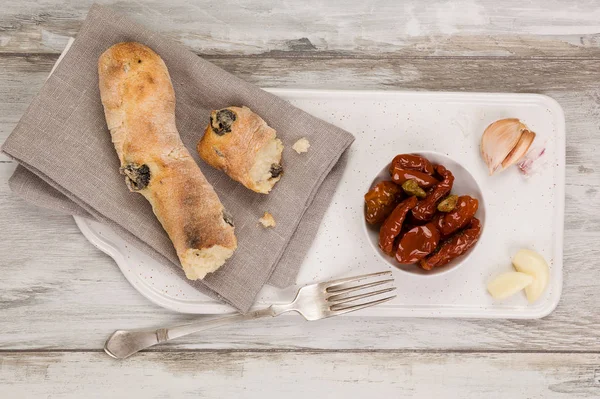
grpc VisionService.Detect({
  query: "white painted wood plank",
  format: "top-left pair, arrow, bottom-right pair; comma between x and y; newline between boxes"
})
0,55 -> 599,350
1,351 -> 599,398
2,0 -> 600,56
2,55 -> 600,183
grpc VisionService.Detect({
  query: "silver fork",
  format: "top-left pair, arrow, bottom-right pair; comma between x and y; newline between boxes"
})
104,271 -> 396,359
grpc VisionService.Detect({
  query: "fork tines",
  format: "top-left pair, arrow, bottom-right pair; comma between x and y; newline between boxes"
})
324,271 -> 396,315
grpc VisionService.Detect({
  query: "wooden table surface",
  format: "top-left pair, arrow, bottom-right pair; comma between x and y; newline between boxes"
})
1,1 -> 600,397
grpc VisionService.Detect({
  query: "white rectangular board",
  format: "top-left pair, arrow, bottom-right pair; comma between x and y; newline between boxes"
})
76,88 -> 565,318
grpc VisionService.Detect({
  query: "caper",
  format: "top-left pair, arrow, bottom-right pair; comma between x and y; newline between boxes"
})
401,179 -> 427,198
437,194 -> 459,212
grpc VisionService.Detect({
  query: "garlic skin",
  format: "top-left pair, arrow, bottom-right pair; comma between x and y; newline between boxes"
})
518,146 -> 547,178
502,129 -> 536,169
481,118 -> 536,175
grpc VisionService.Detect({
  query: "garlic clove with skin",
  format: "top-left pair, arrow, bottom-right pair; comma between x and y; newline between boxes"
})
502,129 -> 536,170
481,118 -> 536,175
480,118 -> 522,175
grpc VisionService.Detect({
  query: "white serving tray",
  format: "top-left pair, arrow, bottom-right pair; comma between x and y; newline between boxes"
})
75,89 -> 565,318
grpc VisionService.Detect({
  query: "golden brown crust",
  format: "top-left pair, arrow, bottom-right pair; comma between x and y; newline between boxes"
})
197,106 -> 283,194
98,42 -> 236,280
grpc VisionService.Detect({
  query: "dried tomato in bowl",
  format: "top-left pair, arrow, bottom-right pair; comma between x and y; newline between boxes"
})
365,153 -> 483,272
364,181 -> 404,225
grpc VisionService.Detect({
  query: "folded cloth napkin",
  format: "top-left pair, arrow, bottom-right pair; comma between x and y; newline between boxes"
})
1,4 -> 354,312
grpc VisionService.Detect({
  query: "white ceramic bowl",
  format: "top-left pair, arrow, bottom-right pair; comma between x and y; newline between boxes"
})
363,151 -> 486,276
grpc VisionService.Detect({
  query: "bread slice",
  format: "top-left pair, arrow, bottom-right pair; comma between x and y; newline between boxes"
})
197,106 -> 284,194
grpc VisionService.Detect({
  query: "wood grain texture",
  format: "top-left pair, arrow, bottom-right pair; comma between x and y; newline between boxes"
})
1,3 -> 600,395
1,54 -> 599,351
2,0 -> 600,57
1,351 -> 599,398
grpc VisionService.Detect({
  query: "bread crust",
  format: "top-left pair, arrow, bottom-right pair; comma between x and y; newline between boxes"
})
197,106 -> 283,194
98,42 -> 236,280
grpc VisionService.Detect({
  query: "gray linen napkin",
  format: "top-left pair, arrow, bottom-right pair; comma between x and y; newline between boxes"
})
1,4 -> 353,312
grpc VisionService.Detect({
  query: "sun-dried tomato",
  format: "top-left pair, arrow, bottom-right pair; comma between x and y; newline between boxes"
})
411,164 -> 454,221
440,195 -> 479,236
389,154 -> 435,175
390,167 -> 439,189
431,213 -> 445,234
420,218 -> 481,270
396,222 -> 440,264
379,196 -> 418,255
364,181 -> 403,224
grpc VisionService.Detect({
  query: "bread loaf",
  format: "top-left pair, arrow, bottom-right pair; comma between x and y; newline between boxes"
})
98,42 -> 237,280
197,106 -> 283,194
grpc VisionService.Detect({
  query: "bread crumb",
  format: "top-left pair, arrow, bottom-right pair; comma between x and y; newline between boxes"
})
259,212 -> 276,228
292,137 -> 310,154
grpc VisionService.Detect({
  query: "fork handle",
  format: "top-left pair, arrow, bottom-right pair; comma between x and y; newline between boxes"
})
104,306 -> 282,359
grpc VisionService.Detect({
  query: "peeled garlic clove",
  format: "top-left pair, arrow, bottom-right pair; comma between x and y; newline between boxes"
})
512,249 -> 549,303
480,118 -> 534,175
487,271 -> 533,300
502,129 -> 536,170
